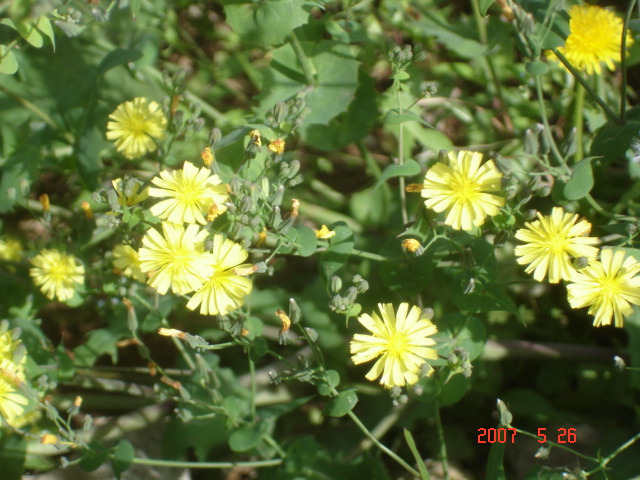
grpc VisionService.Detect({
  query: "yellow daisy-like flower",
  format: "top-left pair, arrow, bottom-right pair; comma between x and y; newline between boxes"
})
419,151 -> 504,231
30,250 -> 84,302
515,207 -> 599,284
112,178 -> 149,207
0,330 -> 22,364
138,222 -> 214,295
0,367 -> 28,427
106,97 -> 167,159
186,235 -> 253,316
112,244 -> 146,283
0,237 -> 22,262
567,249 -> 640,328
149,161 -> 229,225
553,5 -> 633,76
350,303 -> 438,389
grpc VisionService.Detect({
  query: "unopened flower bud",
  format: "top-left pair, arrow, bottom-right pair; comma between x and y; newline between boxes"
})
330,275 -> 342,293
39,193 -> 50,212
268,138 -> 285,155
201,146 -> 215,167
402,238 -> 424,255
209,127 -> 222,146
81,201 -> 93,219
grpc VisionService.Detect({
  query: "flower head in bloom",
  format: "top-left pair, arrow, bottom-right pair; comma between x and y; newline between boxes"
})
567,249 -> 640,328
551,5 -> 633,75
113,244 -> 146,283
106,97 -> 167,159
0,329 -> 29,427
515,207 -> 599,284
0,237 -> 22,262
350,303 -> 438,388
314,225 -> 336,239
112,178 -> 149,207
138,222 -> 214,295
149,161 -> 229,225
418,150 -> 504,231
186,235 -> 253,316
30,250 -> 84,302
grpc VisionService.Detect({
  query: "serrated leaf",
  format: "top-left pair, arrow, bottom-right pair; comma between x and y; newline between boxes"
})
325,390 -> 358,417
563,157 -> 595,200
111,440 -> 135,479
374,160 -> 421,189
0,45 -> 19,75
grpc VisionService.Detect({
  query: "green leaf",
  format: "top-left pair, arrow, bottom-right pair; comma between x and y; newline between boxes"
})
496,399 -> 513,427
383,109 -> 433,128
0,45 -> 19,75
479,0 -> 495,15
228,425 -> 264,452
590,106 -> 640,163
374,160 -> 421,189
74,328 -> 121,366
317,370 -> 340,396
111,440 -> 135,480
295,225 -> 318,257
485,441 -> 507,480
404,429 -> 430,480
1,18 -> 43,48
130,0 -> 142,19
35,16 -> 55,50
318,222 -> 354,279
379,236 -> 437,295
450,315 -> 487,361
415,15 -> 488,58
249,336 -> 269,362
223,0 -> 314,47
525,61 -> 549,76
563,157 -> 595,200
0,431 -> 26,480
79,441 -> 109,472
349,185 -> 389,226
75,127 -> 105,190
97,48 -> 143,77
325,390 -> 358,417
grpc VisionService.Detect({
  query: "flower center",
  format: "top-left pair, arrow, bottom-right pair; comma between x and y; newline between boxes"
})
598,275 -> 621,299
386,331 -> 409,358
450,175 -> 479,202
126,114 -> 150,136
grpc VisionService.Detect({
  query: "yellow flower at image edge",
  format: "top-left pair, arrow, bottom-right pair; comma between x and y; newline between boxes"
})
419,150 -> 504,231
112,177 -> 149,207
30,250 -> 84,302
149,161 -> 229,225
138,222 -> 214,295
0,331 -> 29,427
552,5 -> 633,75
186,234 -> 253,316
567,249 -> 640,328
515,207 -> 599,284
0,237 -> 22,262
113,244 -> 146,283
106,97 -> 167,159
351,303 -> 438,389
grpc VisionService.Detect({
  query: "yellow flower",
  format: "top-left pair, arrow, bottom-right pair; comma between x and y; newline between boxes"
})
418,151 -> 504,231
350,303 -> 438,388
0,368 -> 28,427
552,5 -> 633,75
401,238 -> 423,254
106,97 -> 167,159
515,207 -> 599,284
567,249 -> 640,328
0,237 -> 22,262
112,177 -> 149,207
201,146 -> 215,167
268,138 -> 285,154
249,129 -> 262,147
314,225 -> 336,239
186,235 -> 253,315
149,161 -> 229,225
30,250 -> 84,302
138,222 -> 214,295
112,244 -> 146,283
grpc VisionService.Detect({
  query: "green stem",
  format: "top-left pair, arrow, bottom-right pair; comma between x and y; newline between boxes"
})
351,249 -> 389,262
289,33 -> 315,85
515,429 -> 597,462
587,431 -> 640,475
552,49 -> 622,125
621,0 -> 637,122
433,400 -> 449,480
534,76 -> 570,174
470,0 -> 504,104
130,457 -> 283,469
396,89 -> 409,225
346,410 -> 420,478
584,194 -> 637,223
249,358 -> 257,419
573,83 -> 584,162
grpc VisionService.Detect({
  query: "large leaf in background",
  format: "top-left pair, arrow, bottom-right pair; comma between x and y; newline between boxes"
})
258,40 -> 360,143
412,12 -> 488,59
304,68 -> 377,150
222,0 -> 316,47
590,106 -> 640,165
379,236 -> 436,295
0,432 -> 25,480
318,222 -> 354,280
